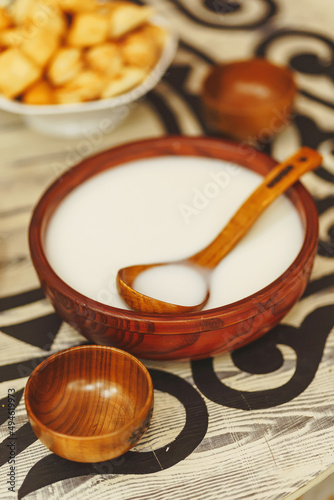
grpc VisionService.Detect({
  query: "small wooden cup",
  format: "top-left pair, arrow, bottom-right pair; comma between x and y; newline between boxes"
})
24,345 -> 153,462
201,58 -> 296,142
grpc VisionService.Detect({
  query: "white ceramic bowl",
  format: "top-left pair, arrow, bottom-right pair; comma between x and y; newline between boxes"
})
0,17 -> 177,138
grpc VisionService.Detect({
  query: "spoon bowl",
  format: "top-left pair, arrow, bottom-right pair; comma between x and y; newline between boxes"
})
117,262 -> 211,313
116,147 -> 322,314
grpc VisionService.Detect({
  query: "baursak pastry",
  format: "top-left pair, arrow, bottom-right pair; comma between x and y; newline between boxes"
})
0,0 -> 166,104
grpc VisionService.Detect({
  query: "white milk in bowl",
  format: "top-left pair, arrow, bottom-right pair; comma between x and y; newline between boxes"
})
45,156 -> 305,310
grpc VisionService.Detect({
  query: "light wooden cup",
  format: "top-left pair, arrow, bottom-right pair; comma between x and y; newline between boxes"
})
24,345 -> 153,462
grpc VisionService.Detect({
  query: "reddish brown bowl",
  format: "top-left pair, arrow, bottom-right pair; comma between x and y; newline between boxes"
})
29,136 -> 318,361
25,345 -> 153,462
201,58 -> 296,142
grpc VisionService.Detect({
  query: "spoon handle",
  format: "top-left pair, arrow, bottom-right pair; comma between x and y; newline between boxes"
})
189,147 -> 322,269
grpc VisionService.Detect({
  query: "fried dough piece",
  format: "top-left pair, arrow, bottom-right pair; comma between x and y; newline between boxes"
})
86,42 -> 123,76
141,23 -> 167,51
101,66 -> 146,98
0,19 -> 64,57
0,28 -> 22,48
54,70 -> 105,103
9,0 -> 36,25
56,0 -> 96,13
47,47 -> 83,85
120,26 -> 161,69
0,7 -> 12,30
22,79 -> 55,104
67,11 -> 109,47
8,0 -> 67,38
0,48 -> 41,98
43,9 -> 67,38
53,87 -> 83,104
20,27 -> 59,67
109,4 -> 154,39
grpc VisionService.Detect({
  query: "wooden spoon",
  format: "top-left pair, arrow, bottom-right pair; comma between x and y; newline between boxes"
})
116,147 -> 322,314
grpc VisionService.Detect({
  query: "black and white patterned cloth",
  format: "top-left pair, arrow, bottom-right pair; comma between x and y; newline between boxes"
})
1,1 -> 334,498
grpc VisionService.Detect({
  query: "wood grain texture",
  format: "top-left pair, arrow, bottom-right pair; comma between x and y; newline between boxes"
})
29,136 -> 319,360
1,0 -> 334,498
201,58 -> 297,141
24,345 -> 153,462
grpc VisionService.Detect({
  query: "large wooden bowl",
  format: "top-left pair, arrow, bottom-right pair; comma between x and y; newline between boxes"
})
24,345 -> 154,462
29,136 -> 319,360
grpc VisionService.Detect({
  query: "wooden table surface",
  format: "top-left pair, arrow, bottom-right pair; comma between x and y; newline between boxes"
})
1,0 -> 334,499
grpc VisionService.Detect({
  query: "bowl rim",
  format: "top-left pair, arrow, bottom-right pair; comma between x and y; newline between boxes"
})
24,345 -> 154,441
29,135 -> 319,330
201,57 -> 297,114
0,15 -> 178,116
